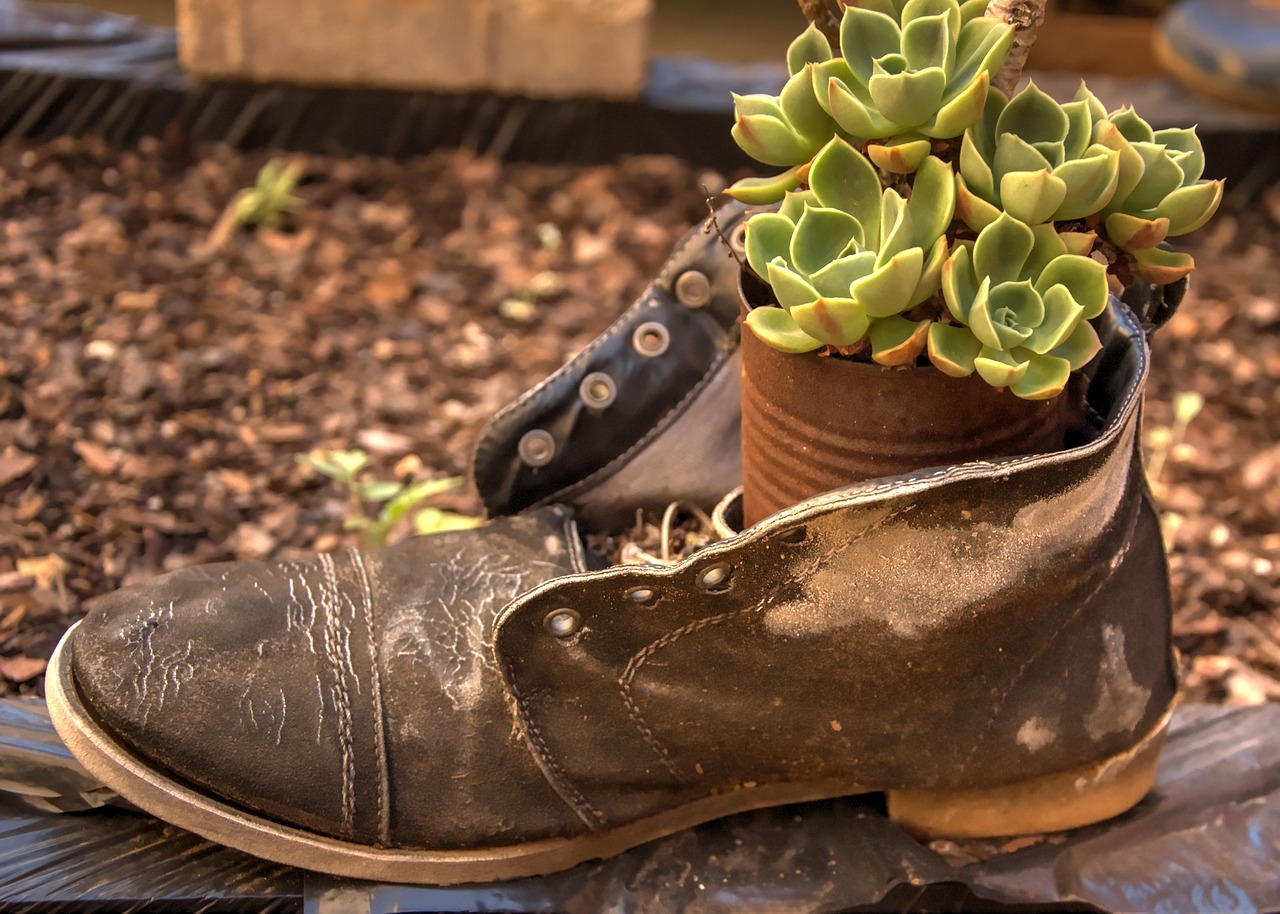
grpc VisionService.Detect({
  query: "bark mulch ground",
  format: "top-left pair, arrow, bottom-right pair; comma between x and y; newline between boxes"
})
0,136 -> 1276,706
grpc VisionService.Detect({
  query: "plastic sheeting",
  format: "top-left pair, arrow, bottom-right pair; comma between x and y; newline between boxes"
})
1,697 -> 1277,913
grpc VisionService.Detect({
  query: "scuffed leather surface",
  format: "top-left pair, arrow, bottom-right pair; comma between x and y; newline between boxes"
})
71,508 -> 588,850
472,202 -> 751,519
68,301 -> 1177,854
495,303 -> 1177,830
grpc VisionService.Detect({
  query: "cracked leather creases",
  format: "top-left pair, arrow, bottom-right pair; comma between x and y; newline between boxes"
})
68,508 -> 594,850
3,700 -> 1278,913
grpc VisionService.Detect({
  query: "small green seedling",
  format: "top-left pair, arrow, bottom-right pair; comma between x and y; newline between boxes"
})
235,158 -> 303,229
1144,391 -> 1205,489
299,449 -> 481,549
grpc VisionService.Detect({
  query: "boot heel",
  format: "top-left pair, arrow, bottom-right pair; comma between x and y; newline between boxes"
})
886,720 -> 1168,838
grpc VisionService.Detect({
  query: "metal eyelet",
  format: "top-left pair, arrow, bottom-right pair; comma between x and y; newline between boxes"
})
544,608 -> 582,637
579,372 -> 617,410
675,270 -> 712,308
697,562 -> 733,593
729,223 -> 747,258
632,321 -> 670,358
779,526 -> 808,545
627,586 -> 658,606
518,429 -> 556,467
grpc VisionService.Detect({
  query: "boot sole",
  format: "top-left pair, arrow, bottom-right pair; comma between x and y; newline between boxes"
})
47,622 -> 1169,884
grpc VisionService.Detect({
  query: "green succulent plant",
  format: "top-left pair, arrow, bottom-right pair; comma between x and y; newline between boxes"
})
815,0 -> 1014,168
728,0 -> 1013,202
742,137 -> 953,365
930,214 -> 1106,399
728,1 -> 1221,402
955,82 -> 1121,231
1084,99 -> 1223,284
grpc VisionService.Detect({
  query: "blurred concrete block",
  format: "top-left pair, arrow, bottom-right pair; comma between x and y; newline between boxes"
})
176,0 -> 653,99
490,0 -> 652,99
176,0 -> 490,91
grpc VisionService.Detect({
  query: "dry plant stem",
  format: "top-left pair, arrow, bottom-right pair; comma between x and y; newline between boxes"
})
199,190 -> 247,259
985,0 -> 1048,95
797,0 -> 842,48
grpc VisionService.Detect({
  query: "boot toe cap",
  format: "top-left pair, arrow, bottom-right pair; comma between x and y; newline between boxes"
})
70,557 -> 373,841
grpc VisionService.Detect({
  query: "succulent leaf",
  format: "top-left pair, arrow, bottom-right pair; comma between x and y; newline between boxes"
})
974,349 -> 1029,387
868,136 -> 933,173
791,297 -> 872,346
869,62 -> 949,130
1033,252 -> 1108,319
1125,142 -> 1187,211
1050,320 -> 1103,369
841,7 -> 903,86
732,113 -> 814,166
997,81 -> 1069,146
1024,284 -> 1085,353
877,189 -> 916,263
1158,179 -> 1224,236
767,259 -> 822,309
788,24 -> 832,75
1060,98 -> 1094,161
1010,353 -> 1071,400
907,156 -> 957,247
1131,246 -> 1196,284
781,67 -> 837,142
828,76 -> 897,137
925,70 -> 990,138
810,251 -> 878,298
941,244 -> 978,322
1104,212 -> 1169,251
927,322 -> 981,376
1109,106 -> 1154,143
954,173 -> 1001,230
1051,148 -> 1120,220
1059,231 -> 1097,256
810,58 -> 858,116
870,315 -> 931,366
999,168 -> 1068,225
853,247 -> 926,317
809,136 -> 883,232
744,213 -> 795,278
779,189 -> 819,223
726,166 -> 804,205
791,206 -> 863,274
745,306 -> 825,353
911,235 -> 950,306
973,213 -> 1034,284
1022,224 -> 1070,283
902,11 -> 955,73
1154,127 -> 1205,182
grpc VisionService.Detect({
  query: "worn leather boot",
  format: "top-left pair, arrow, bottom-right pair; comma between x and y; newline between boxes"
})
47,294 -> 1178,885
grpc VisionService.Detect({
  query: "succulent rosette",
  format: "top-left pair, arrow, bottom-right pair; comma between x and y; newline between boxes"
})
742,137 -> 953,365
929,213 -> 1107,399
955,82 -> 1121,231
728,25 -> 839,203
1084,98 -> 1224,283
813,0 -> 1015,173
